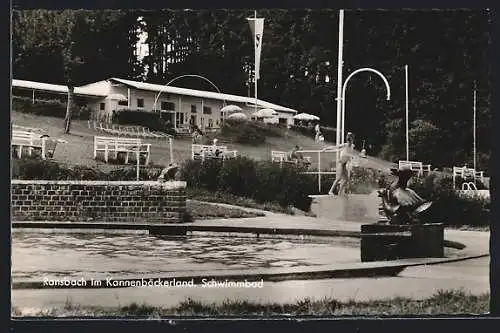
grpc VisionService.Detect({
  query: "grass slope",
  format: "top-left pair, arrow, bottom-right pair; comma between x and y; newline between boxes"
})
11,111 -> 336,171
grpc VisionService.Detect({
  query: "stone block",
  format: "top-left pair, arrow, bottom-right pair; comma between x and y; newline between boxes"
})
361,223 -> 444,262
310,191 -> 381,222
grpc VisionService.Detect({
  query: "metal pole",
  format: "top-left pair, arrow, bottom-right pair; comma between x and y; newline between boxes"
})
405,65 -> 409,161
169,137 -> 173,164
254,10 -> 258,116
336,10 -> 344,174
473,83 -> 477,182
341,68 -> 391,148
136,146 -> 140,181
341,86 -> 345,144
318,151 -> 321,193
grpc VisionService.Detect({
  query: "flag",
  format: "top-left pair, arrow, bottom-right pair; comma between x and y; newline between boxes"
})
247,17 -> 264,80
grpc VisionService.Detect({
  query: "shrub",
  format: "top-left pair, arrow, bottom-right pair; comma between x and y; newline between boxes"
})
410,173 -> 490,227
290,124 -> 335,142
219,119 -> 266,145
217,157 -> 259,197
12,96 -> 91,119
11,158 -> 164,181
180,158 -> 314,211
12,158 -> 75,180
114,109 -> 176,136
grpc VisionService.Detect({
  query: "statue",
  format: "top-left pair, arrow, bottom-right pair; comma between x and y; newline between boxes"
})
158,162 -> 180,182
378,166 -> 433,225
328,132 -> 355,196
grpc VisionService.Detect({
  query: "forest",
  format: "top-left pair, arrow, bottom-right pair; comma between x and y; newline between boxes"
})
11,9 -> 491,171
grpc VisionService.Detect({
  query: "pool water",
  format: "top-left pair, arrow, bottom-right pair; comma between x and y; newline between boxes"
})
12,231 -> 360,281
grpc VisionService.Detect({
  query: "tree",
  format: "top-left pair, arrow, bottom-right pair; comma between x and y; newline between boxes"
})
13,9 -> 84,133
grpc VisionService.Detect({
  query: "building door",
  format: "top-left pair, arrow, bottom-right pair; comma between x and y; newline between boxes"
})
161,111 -> 173,125
176,112 -> 184,128
190,115 -> 197,127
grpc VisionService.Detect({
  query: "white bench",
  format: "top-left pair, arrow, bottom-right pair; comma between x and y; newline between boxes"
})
191,144 -> 238,161
11,130 -> 48,159
94,136 -> 151,165
272,151 -> 293,164
398,160 -> 431,176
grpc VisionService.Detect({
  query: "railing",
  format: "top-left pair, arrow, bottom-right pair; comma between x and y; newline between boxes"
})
453,166 -> 485,189
461,182 -> 477,191
296,147 -> 341,193
398,160 -> 431,177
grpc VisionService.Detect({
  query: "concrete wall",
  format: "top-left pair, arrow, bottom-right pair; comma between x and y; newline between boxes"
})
11,180 -> 187,224
310,191 -> 383,223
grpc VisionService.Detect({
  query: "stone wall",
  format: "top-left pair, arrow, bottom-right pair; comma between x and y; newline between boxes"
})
11,180 -> 187,224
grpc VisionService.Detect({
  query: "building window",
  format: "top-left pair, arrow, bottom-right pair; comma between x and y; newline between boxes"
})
203,106 -> 212,115
137,98 -> 144,108
191,105 -> 197,113
100,103 -> 105,110
208,119 -> 213,128
161,101 -> 175,111
118,100 -> 128,106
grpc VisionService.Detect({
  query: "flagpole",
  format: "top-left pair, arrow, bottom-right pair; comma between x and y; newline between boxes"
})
473,82 -> 477,177
254,10 -> 258,115
405,64 -> 409,161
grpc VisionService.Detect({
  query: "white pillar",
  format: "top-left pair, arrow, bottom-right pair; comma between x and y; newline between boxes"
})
473,84 -> 477,178
336,9 -> 344,171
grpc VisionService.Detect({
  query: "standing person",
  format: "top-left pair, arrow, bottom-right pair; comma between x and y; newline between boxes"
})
314,122 -> 321,142
328,132 -> 355,196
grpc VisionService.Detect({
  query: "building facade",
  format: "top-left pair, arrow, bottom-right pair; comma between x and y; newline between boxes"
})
12,78 -> 299,130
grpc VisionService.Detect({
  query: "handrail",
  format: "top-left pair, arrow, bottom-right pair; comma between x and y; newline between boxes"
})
461,182 -> 477,191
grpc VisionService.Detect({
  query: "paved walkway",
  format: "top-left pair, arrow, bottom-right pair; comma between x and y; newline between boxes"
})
12,257 -> 489,313
187,199 -> 364,232
11,200 -> 490,313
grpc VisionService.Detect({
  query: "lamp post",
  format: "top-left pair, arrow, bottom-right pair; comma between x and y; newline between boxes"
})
153,74 -> 223,112
340,68 -> 391,145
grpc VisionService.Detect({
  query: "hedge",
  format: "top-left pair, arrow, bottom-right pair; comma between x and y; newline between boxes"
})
12,96 -> 91,119
410,172 -> 490,227
113,109 -> 176,136
11,158 -> 164,181
180,157 -> 315,211
11,157 -> 490,225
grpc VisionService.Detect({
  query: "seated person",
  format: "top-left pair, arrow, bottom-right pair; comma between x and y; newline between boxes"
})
288,145 -> 303,161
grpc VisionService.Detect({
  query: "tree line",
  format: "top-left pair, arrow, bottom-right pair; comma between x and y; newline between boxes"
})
11,9 -> 491,171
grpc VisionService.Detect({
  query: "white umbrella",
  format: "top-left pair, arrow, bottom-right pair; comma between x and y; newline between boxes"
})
293,112 -> 320,121
252,108 -> 278,118
221,104 -> 243,113
227,112 -> 248,120
106,93 -> 128,101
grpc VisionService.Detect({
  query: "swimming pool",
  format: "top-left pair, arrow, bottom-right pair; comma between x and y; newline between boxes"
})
12,231 -> 360,282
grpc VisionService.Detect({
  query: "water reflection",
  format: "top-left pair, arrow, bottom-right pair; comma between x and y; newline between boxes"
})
12,231 -> 360,281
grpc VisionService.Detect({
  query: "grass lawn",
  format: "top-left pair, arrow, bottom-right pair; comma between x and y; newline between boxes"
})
186,200 -> 264,220
11,289 -> 489,317
187,188 -> 294,214
11,111 -> 338,171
